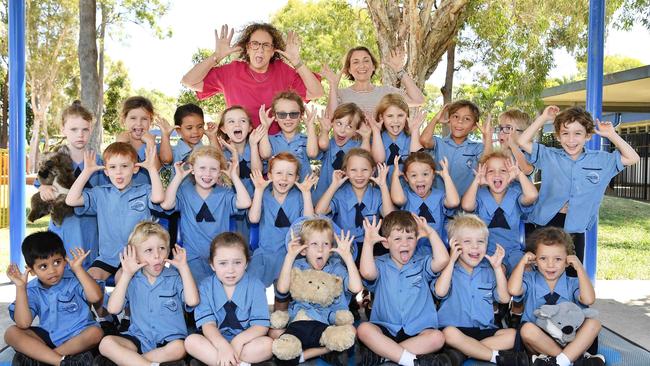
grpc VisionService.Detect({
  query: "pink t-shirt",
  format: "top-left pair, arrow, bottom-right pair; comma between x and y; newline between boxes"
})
197,60 -> 318,135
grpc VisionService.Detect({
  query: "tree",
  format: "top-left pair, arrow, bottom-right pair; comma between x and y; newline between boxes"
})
617,0 -> 650,30
177,48 -> 226,120
576,54 -> 644,78
102,59 -> 131,135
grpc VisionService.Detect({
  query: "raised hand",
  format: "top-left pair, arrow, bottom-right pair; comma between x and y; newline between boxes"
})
436,157 -> 451,179
331,230 -> 355,260
433,104 -> 450,124
66,247 -> 90,273
277,31 -> 302,66
330,170 -> 349,188
566,255 -> 583,269
250,169 -> 272,190
486,244 -> 505,269
248,125 -> 267,145
287,229 -> 307,258
504,157 -> 520,184
478,112 -> 493,139
541,105 -> 560,121
386,46 -> 406,73
356,120 -> 371,140
135,143 -> 157,172
594,119 -> 617,139
141,131 -> 156,146
173,161 -> 193,179
304,106 -> 319,130
119,245 -> 145,276
365,111 -> 382,132
154,116 -> 175,137
522,252 -> 536,266
6,264 -> 29,288
319,111 -> 332,135
295,173 -> 318,193
369,163 -> 389,188
448,239 -> 462,264
214,24 -> 242,61
473,163 -> 488,186
408,109 -> 426,133
165,244 -> 189,270
204,121 -> 219,140
258,104 -> 275,131
362,216 -> 387,247
321,63 -> 342,88
83,150 -> 104,173
412,213 -> 434,239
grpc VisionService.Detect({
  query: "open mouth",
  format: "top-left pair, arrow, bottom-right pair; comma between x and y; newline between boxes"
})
115,177 -> 125,185
131,127 -> 144,137
335,135 -> 347,144
493,178 -> 504,190
153,263 -> 163,272
415,184 -> 428,197
399,250 -> 410,263
200,177 -> 214,185
254,55 -> 264,64
233,129 -> 244,140
315,256 -> 324,268
468,252 -> 481,261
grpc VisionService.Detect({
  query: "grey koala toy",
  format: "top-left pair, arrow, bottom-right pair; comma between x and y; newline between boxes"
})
534,302 -> 599,346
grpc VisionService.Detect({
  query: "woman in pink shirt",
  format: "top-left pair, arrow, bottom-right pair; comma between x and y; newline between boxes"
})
181,23 -> 323,135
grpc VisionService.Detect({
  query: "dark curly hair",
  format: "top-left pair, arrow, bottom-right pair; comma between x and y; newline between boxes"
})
234,23 -> 286,64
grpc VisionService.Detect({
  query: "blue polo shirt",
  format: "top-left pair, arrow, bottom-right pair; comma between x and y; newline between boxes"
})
269,132 -> 312,181
329,183 -> 383,250
515,270 -> 583,323
75,183 -> 153,267
436,260 -> 500,329
194,272 -> 269,341
432,135 -> 483,196
124,267 -> 188,353
9,270 -> 99,347
526,142 -> 624,233
365,254 -> 439,336
313,138 -> 361,202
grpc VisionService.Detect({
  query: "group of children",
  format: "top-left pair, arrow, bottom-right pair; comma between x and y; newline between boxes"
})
5,86 -> 639,366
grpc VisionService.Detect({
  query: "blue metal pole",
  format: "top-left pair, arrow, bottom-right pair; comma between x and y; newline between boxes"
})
584,0 -> 605,283
9,0 -> 26,268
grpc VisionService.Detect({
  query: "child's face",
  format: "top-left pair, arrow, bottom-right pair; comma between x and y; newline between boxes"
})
347,50 -> 375,82
221,109 -> 251,144
454,228 -> 488,270
345,155 -> 373,190
274,99 -> 302,135
386,228 -> 417,266
270,160 -> 298,195
404,161 -> 435,198
211,246 -> 247,287
332,115 -> 358,147
178,114 -> 205,147
29,254 -> 66,287
449,106 -> 476,140
381,105 -> 407,138
135,236 -> 169,279
104,154 -> 138,190
192,155 -> 221,190
556,121 -> 591,160
484,157 -> 509,194
301,230 -> 333,270
123,107 -> 152,141
535,243 -> 568,282
497,117 -> 523,146
62,116 -> 92,150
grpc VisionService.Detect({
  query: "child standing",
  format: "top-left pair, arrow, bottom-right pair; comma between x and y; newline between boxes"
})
517,106 -> 639,262
159,103 -> 216,166
391,151 -> 460,256
419,101 -> 492,196
496,109 -> 534,175
159,145 -> 252,283
5,231 -> 103,366
185,232 -> 273,366
272,218 -> 362,364
97,221 -> 199,366
434,214 -> 515,365
357,211 -> 450,366
508,227 -> 604,366
461,150 -> 538,275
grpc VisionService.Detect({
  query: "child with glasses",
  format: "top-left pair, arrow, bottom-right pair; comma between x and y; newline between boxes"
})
496,109 -> 534,175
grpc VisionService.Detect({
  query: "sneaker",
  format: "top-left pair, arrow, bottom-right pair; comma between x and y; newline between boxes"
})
117,318 -> 130,333
11,352 -> 42,366
92,355 -> 117,366
531,355 -> 558,366
414,352 -> 452,366
61,351 -> 94,366
496,350 -> 530,366
441,348 -> 466,366
320,350 -> 348,366
573,353 -> 605,366
358,342 -> 385,366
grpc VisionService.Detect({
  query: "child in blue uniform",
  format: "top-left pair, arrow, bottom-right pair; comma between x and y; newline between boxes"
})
509,227 -> 603,366
258,91 -> 318,181
434,214 -> 515,365
369,93 -> 424,183
357,211 -> 449,366
185,232 -> 273,366
5,231 -> 103,366
98,221 -> 199,365
518,106 -> 639,263
247,152 -> 318,297
391,151 -> 459,255
419,100 -> 492,196
315,148 -> 395,259
272,218 -> 362,364
159,103 -> 216,166
159,145 -> 252,283
35,101 -> 105,266
496,109 -> 534,175
461,150 -> 538,275
312,102 -> 370,201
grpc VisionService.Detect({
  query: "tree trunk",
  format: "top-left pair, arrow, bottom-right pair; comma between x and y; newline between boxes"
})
0,69 -> 8,148
365,0 -> 470,89
441,41 -> 456,105
28,93 -> 44,173
78,0 -> 102,151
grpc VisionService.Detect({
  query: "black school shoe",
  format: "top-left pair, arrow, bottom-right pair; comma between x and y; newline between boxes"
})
496,350 -> 531,366
573,353 -> 606,366
11,352 -> 42,366
441,348 -> 467,366
320,350 -> 349,366
99,315 -> 119,336
531,355 -> 558,366
413,352 -> 452,366
92,354 -> 117,366
357,342 -> 385,366
60,351 -> 94,366
160,360 -> 187,366
117,317 -> 130,333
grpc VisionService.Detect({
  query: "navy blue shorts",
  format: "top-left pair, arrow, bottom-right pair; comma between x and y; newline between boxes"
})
284,320 -> 330,349
29,326 -> 56,348
114,333 -> 171,354
90,259 -> 120,275
457,327 -> 499,341
376,324 -> 416,344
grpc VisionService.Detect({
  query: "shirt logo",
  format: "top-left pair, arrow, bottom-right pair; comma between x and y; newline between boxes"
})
585,171 -> 600,184
163,298 -> 178,312
129,200 -> 147,212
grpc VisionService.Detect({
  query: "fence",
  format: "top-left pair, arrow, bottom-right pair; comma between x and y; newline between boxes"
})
0,148 -> 8,228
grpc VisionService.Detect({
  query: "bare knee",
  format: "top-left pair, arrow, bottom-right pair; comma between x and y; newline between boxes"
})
442,327 -> 461,344
582,319 -> 601,333
356,322 -> 378,341
164,339 -> 186,360
4,325 -> 23,346
420,329 -> 445,350
520,322 -> 541,341
98,336 -> 117,355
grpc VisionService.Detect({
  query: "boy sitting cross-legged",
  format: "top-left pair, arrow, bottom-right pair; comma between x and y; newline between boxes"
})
4,231 -> 103,366
357,211 -> 450,366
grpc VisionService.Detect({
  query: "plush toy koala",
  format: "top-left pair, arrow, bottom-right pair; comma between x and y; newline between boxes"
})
534,302 -> 599,346
28,145 -> 76,225
270,267 -> 356,361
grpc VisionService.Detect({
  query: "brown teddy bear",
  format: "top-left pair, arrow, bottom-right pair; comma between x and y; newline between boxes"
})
270,267 -> 356,361
28,145 -> 76,225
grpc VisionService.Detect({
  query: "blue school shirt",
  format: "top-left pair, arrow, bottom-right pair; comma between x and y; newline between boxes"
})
329,183 -> 383,248
436,260 -> 500,329
194,272 -> 269,341
223,144 -> 255,196
125,267 -> 188,353
132,142 -> 161,185
432,135 -> 483,196
526,143 -> 623,233
169,139 -> 202,180
402,187 -> 453,255
381,130 -> 410,171
75,183 -> 153,267
516,270 -> 583,323
257,186 -> 304,253
269,133 -> 312,181
365,254 -> 439,336
312,139 -> 361,202
9,270 -> 99,347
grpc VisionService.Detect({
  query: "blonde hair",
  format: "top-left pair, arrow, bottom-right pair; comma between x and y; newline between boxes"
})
188,145 -> 229,186
446,213 -> 489,241
127,221 -> 170,248
375,93 -> 410,134
479,149 -> 511,165
499,109 -> 530,130
342,148 -> 375,171
300,218 -> 335,246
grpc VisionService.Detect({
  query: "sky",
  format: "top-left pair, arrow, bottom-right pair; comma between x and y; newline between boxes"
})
104,0 -> 650,98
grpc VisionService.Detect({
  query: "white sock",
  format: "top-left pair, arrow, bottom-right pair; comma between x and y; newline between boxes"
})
556,353 -> 571,366
150,363 -> 160,366
298,352 -> 305,363
240,362 -> 251,366
490,350 -> 499,363
398,349 -> 416,366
